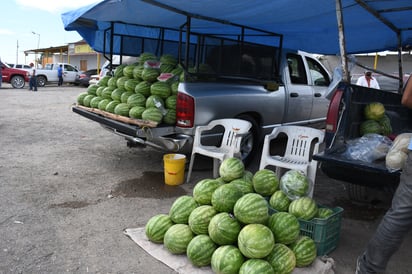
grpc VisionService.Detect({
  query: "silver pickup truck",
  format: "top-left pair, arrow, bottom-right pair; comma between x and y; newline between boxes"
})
73,45 -> 332,165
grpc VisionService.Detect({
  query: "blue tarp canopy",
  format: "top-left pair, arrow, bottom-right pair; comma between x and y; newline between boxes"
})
62,0 -> 412,56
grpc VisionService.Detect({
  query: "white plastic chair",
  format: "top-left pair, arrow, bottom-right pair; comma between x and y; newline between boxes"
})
259,125 -> 325,197
186,118 -> 252,183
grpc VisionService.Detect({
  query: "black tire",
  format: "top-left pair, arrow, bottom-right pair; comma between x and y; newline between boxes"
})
236,115 -> 260,167
37,76 -> 47,87
11,75 -> 25,88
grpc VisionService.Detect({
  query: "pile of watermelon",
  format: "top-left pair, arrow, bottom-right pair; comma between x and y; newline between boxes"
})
75,52 -> 183,125
360,102 -> 392,136
145,157 -> 335,273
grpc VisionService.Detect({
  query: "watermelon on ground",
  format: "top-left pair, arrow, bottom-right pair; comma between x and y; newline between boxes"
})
187,235 -> 217,267
237,224 -> 275,259
145,214 -> 174,243
239,259 -> 275,274
211,245 -> 245,274
219,157 -> 245,182
192,178 -> 223,205
252,169 -> 279,196
267,212 -> 300,245
188,205 -> 217,235
265,243 -> 296,274
208,212 -> 241,245
233,193 -> 269,224
169,195 -> 198,224
163,224 -> 194,254
269,190 -> 291,212
290,236 -> 317,267
229,179 -> 254,195
211,183 -> 243,213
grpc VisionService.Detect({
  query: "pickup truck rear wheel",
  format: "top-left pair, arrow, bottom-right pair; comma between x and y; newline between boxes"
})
11,75 -> 25,88
236,115 -> 259,167
36,76 -> 46,87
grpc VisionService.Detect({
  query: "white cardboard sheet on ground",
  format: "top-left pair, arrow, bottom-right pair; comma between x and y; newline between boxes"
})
124,227 -> 335,274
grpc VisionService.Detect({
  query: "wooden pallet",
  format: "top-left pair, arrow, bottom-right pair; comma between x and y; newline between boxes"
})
74,104 -> 158,128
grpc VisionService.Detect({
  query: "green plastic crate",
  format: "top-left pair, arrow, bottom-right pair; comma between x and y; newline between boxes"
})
298,206 -> 343,255
269,205 -> 344,255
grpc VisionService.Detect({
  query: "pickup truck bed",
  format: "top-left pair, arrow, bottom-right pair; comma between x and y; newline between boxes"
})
314,83 -> 412,190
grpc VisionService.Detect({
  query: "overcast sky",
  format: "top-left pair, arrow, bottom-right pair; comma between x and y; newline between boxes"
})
0,0 -> 100,64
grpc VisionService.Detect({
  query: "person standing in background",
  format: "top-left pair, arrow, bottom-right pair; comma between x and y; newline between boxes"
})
57,64 -> 63,86
356,71 -> 380,89
29,63 -> 37,91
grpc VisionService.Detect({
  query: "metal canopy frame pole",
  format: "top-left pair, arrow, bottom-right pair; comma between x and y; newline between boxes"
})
335,0 -> 349,83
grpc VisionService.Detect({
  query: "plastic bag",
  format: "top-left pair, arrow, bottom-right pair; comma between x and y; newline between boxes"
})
343,133 -> 392,163
386,133 -> 412,172
279,170 -> 312,200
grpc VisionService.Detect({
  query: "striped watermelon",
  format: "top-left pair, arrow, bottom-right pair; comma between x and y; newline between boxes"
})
211,183 -> 243,213
239,259 -> 274,274
97,99 -> 111,111
252,169 -> 279,196
105,100 -> 120,113
163,109 -> 176,125
139,52 -> 157,65
237,224 -> 275,259
145,95 -> 164,108
290,236 -> 317,267
108,76 -> 119,88
144,214 -> 174,243
360,119 -> 382,135
129,106 -> 146,119
87,84 -> 98,95
133,65 -> 144,80
267,212 -> 300,245
77,92 -> 89,105
269,190 -> 291,212
242,170 -> 254,183
211,245 -> 245,274
266,243 -> 296,274
142,67 -> 160,82
188,205 -> 217,235
116,76 -> 129,89
111,88 -> 126,101
160,54 -> 178,66
114,64 -> 126,77
187,235 -> 217,267
165,95 -> 177,109
208,212 -> 241,245
123,65 -> 135,78
169,195 -> 198,224
124,78 -> 140,92
163,224 -> 194,254
98,75 -> 111,86
135,81 -> 152,97
150,81 -> 172,99
288,197 -> 318,221
160,64 -> 176,73
120,91 -> 134,103
114,103 -> 130,117
229,179 -> 254,195
142,107 -> 163,123
82,95 -> 95,107
127,93 -> 146,107
90,96 -> 103,108
96,86 -> 105,97
233,193 -> 269,224
101,87 -> 115,100
316,207 -> 334,219
192,178 -> 223,205
171,81 -> 179,95
219,157 -> 245,182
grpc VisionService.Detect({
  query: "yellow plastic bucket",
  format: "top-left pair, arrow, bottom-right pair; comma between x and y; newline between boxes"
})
163,154 -> 186,186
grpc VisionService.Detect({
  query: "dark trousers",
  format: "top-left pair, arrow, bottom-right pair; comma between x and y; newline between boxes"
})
29,76 -> 37,91
58,76 -> 63,86
358,151 -> 412,273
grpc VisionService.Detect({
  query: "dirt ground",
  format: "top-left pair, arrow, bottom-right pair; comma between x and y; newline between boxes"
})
1,83 -> 411,273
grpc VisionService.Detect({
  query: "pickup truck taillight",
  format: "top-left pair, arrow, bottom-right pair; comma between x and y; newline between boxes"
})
176,92 -> 194,128
325,88 -> 344,133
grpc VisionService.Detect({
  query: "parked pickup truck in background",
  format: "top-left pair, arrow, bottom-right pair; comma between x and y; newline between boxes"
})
1,61 -> 30,88
35,63 -> 80,87
313,82 -> 412,200
72,33 -> 333,165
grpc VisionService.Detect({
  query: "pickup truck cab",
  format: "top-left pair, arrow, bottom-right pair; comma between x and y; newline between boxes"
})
72,30 -> 332,165
36,63 -> 80,87
1,61 -> 30,88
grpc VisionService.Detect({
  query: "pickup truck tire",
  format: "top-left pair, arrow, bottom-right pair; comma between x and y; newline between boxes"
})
236,115 -> 259,167
11,75 -> 26,89
37,76 -> 47,87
